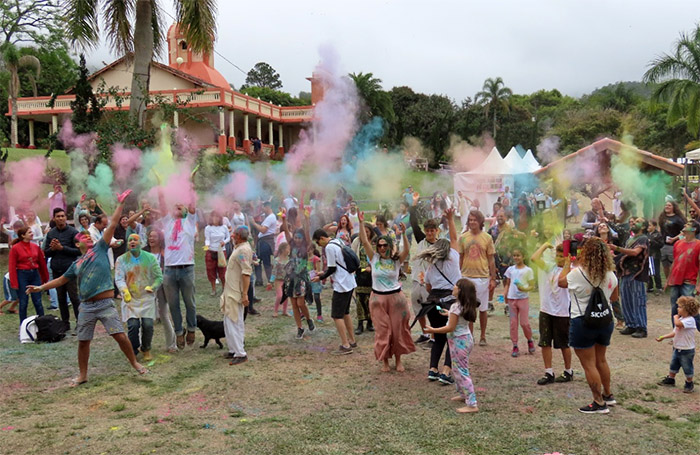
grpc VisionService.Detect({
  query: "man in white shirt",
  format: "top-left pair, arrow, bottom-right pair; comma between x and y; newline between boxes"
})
345,201 -> 361,233
312,229 -> 357,355
250,201 -> 277,286
282,194 -> 298,211
159,191 -> 197,350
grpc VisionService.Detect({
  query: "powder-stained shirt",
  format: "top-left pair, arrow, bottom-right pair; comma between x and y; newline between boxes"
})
458,231 -> 495,278
668,239 -> 700,286
370,254 -> 401,293
162,214 -> 196,266
115,250 -> 163,320
63,238 -> 113,302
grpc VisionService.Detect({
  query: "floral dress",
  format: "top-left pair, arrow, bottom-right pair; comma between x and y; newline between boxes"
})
284,244 -> 309,298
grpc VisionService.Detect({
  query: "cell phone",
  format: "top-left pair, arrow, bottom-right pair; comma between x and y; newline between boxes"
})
436,306 -> 442,311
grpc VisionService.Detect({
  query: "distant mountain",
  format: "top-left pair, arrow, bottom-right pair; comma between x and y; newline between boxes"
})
585,81 -> 657,100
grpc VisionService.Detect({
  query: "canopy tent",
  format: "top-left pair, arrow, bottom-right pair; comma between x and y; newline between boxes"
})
453,147 -> 516,214
522,149 -> 541,172
685,148 -> 700,160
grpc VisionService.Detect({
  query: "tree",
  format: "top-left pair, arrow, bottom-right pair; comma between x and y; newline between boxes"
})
239,86 -> 307,106
475,77 -> 512,138
402,93 -> 456,163
349,72 -> 395,127
244,62 -> 282,90
71,54 -> 102,135
1,42 -> 40,146
0,0 -> 65,46
66,0 -> 218,129
644,25 -> 700,137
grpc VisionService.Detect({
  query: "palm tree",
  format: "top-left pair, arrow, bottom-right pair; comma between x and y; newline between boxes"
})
475,77 -> 512,138
644,26 -> 700,137
1,43 -> 40,147
349,72 -> 395,125
66,0 -> 218,128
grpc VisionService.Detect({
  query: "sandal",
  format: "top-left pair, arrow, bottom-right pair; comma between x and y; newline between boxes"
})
70,378 -> 88,388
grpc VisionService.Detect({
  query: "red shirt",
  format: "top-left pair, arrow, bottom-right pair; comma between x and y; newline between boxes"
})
8,241 -> 49,289
668,239 -> 700,286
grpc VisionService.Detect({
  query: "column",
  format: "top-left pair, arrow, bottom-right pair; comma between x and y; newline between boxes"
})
278,124 -> 284,156
243,113 -> 250,154
52,114 -> 58,136
218,107 -> 226,154
173,110 -> 179,128
28,120 -> 35,149
268,121 -> 274,145
228,109 -> 235,149
256,117 -> 262,139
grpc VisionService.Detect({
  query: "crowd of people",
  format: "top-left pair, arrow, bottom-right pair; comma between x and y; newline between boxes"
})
1,181 -> 699,414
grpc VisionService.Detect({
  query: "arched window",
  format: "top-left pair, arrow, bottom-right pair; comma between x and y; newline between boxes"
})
180,40 -> 188,50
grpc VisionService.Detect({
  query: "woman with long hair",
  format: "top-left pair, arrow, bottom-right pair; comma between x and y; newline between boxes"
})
594,223 -> 624,328
558,237 -> 619,414
282,207 -> 315,338
352,221 -> 376,334
658,200 -> 686,280
9,226 -> 49,323
204,211 -> 230,296
358,212 -> 415,372
144,228 -> 177,353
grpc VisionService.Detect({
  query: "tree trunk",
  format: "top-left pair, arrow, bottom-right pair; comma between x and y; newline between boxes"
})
130,0 -> 154,129
9,70 -> 18,147
493,110 -> 497,139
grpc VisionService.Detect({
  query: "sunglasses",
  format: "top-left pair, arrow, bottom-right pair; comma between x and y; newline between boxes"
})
377,243 -> 389,248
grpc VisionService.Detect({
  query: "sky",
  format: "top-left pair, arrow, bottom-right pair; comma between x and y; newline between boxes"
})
85,0 -> 700,102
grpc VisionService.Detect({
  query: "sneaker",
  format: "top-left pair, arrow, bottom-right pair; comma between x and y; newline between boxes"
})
296,328 -> 305,339
415,334 -> 430,344
619,326 -> 636,335
316,315 -> 324,323
602,394 -> 617,406
247,308 -> 260,315
488,302 -> 495,312
631,329 -> 647,338
479,338 -> 487,347
421,339 -> 435,350
537,373 -> 555,385
349,342 -> 358,348
555,371 -> 574,383
222,352 -> 235,359
659,376 -> 676,386
684,381 -> 694,393
332,345 -> 354,355
427,370 -> 440,381
511,346 -> 519,357
307,319 -> 315,332
438,374 -> 455,385
504,305 -> 510,316
527,340 -> 536,354
579,401 -> 609,414
229,356 -> 248,365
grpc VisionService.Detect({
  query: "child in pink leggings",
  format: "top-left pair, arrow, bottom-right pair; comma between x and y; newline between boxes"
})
272,243 -> 290,317
503,249 -> 535,357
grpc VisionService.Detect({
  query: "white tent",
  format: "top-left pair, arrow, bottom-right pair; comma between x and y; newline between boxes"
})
453,147 -> 515,216
686,148 -> 700,160
522,149 -> 541,172
504,147 -> 533,174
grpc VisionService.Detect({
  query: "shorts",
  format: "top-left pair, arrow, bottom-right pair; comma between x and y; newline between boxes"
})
538,312 -> 570,349
660,244 -> 674,267
569,316 -> 613,349
331,290 -> 353,319
464,276 -> 489,312
77,299 -> 125,341
670,348 -> 695,377
411,281 -> 429,315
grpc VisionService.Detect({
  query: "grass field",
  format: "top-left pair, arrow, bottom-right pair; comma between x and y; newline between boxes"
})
1,243 -> 699,455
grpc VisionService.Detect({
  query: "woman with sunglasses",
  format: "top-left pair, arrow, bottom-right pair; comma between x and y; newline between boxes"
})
357,212 -> 415,372
282,205 -> 315,339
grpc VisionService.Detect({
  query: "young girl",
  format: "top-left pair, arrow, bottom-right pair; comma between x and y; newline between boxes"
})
504,248 -> 536,357
424,278 -> 479,413
657,296 -> 698,393
272,242 -> 290,317
309,248 -> 324,323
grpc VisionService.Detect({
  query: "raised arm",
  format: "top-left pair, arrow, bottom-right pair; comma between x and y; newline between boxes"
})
398,223 -> 410,264
358,212 -> 374,262
409,192 -> 425,244
282,211 -> 292,244
557,257 -> 572,288
446,208 -> 458,250
103,191 -> 131,246
530,242 -> 553,269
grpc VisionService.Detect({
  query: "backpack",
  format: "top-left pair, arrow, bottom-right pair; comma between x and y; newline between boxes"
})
19,315 -> 38,343
330,239 -> 360,274
34,315 -> 67,342
574,270 -> 613,329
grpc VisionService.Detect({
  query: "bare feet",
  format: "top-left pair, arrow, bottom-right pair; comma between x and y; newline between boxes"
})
70,377 -> 88,387
134,363 -> 148,375
395,361 -> 405,372
451,395 -> 464,402
456,406 -> 479,413
381,360 -> 391,372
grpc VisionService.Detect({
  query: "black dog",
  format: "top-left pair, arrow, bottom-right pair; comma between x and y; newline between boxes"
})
196,315 -> 225,349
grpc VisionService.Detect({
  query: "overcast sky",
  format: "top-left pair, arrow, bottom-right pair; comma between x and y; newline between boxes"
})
85,0 -> 700,102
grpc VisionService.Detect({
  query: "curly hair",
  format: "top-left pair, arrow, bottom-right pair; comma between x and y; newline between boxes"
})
578,237 -> 614,284
677,296 -> 700,317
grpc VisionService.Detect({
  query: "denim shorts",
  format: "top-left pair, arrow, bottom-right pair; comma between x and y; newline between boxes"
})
77,299 -> 125,341
569,316 -> 614,349
670,348 -> 695,377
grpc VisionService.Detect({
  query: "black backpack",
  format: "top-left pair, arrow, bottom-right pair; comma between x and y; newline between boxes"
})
575,271 -> 613,328
34,315 -> 67,342
331,240 -> 360,274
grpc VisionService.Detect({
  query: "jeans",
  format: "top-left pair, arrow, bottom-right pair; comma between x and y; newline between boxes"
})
255,236 -> 274,284
164,265 -> 197,335
670,348 -> 695,377
127,317 -> 154,354
53,266 -> 80,329
669,284 -> 700,331
16,269 -> 44,323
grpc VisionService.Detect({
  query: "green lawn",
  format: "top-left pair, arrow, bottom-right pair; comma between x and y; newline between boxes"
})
4,147 -> 70,172
0,243 -> 698,455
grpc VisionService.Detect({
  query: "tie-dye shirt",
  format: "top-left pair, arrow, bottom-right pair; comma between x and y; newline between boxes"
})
63,239 -> 113,302
115,250 -> 163,320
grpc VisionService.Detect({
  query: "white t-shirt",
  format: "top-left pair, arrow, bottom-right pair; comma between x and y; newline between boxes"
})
567,268 -> 618,319
258,213 -> 277,239
283,197 -> 298,210
505,265 -> 535,300
326,239 -> 356,293
425,249 -> 461,291
370,254 -> 401,293
204,224 -> 230,253
230,212 -> 247,230
674,316 -> 697,350
162,214 -> 197,266
411,239 -> 433,283
538,263 -> 570,317
449,301 -> 472,338
346,211 -> 360,233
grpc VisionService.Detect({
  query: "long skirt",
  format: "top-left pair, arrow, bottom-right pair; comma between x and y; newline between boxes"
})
447,333 -> 477,407
369,291 -> 416,361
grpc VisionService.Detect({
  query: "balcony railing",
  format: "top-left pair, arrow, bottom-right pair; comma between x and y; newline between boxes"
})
12,88 -> 314,122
